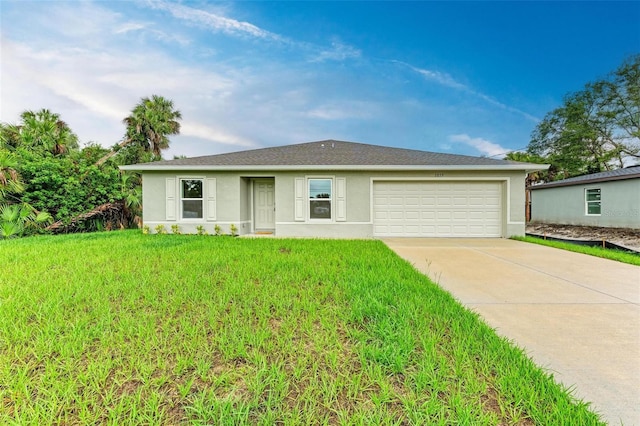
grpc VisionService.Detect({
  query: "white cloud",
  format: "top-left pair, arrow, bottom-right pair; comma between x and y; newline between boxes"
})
114,22 -> 148,34
0,1 -> 539,161
396,61 -> 539,123
310,41 -> 361,63
180,122 -> 255,148
448,134 -> 508,157
147,1 -> 282,41
0,30 -> 251,151
147,2 -> 361,64
392,60 -> 467,90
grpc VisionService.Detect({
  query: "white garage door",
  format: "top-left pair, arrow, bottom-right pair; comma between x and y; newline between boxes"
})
373,181 -> 502,237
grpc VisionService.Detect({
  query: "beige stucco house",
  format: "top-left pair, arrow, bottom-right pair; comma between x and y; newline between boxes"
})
121,140 -> 546,238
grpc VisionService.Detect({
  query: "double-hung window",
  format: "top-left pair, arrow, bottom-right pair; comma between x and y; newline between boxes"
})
181,179 -> 204,219
309,178 -> 332,219
585,188 -> 601,215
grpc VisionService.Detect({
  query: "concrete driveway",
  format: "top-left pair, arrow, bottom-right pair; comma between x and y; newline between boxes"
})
383,238 -> 640,426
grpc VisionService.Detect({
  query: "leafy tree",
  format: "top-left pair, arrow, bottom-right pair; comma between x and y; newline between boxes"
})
1,109 -> 79,156
19,154 -> 123,222
1,96 -> 181,236
0,123 -> 21,151
504,151 -> 554,184
0,150 -> 53,239
96,95 -> 182,166
0,150 -> 24,201
528,54 -> 640,179
0,111 -> 125,236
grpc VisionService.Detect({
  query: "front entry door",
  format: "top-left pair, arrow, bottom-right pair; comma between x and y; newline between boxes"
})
254,179 -> 275,230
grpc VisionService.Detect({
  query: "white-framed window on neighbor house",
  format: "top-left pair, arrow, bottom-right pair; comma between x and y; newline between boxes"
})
309,178 -> 332,220
585,188 -> 601,215
181,178 -> 204,219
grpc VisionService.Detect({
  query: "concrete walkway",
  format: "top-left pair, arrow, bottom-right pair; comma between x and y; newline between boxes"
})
383,238 -> 640,426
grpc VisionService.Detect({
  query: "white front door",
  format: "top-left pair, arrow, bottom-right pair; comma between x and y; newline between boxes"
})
254,179 -> 275,230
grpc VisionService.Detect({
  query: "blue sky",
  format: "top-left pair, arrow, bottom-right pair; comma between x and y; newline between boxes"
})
1,1 -> 639,159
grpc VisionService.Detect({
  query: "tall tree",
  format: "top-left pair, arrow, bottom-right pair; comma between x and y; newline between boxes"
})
5,109 -> 80,156
504,151 -> 553,185
0,108 -> 136,237
528,54 -> 639,179
96,95 -> 182,166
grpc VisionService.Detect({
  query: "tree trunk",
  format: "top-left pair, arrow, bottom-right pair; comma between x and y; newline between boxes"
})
94,139 -> 129,167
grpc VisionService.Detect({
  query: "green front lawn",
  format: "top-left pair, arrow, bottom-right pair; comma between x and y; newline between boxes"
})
0,231 -> 602,424
513,235 -> 640,266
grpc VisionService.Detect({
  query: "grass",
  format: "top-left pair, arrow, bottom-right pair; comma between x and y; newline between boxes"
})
0,231 -> 603,425
513,235 -> 640,266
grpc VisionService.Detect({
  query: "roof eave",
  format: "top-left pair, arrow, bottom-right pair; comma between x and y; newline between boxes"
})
531,172 -> 640,189
120,163 -> 548,172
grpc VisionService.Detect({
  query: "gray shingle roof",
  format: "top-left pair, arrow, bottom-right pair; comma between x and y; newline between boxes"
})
122,140 -> 540,170
531,165 -> 640,190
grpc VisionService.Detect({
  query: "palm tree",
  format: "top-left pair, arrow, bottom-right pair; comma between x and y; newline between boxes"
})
0,150 -> 24,202
18,109 -> 79,155
0,123 -> 22,151
96,95 -> 182,166
0,203 -> 52,239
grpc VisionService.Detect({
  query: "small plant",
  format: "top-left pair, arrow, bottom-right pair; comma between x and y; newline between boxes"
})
154,224 -> 167,234
196,225 -> 207,236
142,225 -> 150,235
230,223 -> 238,237
171,224 -> 181,235
214,224 -> 222,236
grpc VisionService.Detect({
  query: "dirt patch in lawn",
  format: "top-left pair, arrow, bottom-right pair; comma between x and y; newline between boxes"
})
526,223 -> 640,252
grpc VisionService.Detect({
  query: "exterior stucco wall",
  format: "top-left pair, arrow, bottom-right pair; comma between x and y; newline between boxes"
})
531,179 -> 640,228
142,169 -> 528,238
142,172 -> 250,235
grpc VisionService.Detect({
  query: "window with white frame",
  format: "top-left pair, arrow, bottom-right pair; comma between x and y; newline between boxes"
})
309,178 -> 332,219
181,179 -> 204,219
585,188 -> 601,215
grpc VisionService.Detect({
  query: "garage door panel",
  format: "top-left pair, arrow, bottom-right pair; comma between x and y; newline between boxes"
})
388,197 -> 404,206
438,196 -> 452,206
437,224 -> 452,234
421,196 -> 435,206
421,211 -> 436,220
389,225 -> 404,233
452,211 -> 468,220
421,225 -> 436,234
405,211 -> 420,220
485,211 -> 500,220
373,181 -> 502,237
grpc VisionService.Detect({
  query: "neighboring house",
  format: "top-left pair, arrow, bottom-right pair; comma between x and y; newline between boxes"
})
530,166 -> 640,228
120,140 -> 546,238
